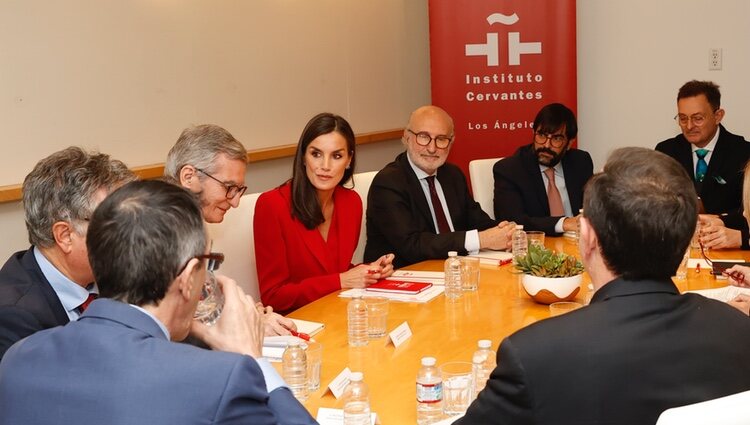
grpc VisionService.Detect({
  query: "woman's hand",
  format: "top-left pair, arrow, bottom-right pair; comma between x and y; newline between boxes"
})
339,254 -> 395,289
723,265 -> 750,287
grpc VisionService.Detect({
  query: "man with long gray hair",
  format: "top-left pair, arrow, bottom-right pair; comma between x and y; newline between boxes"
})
0,147 -> 135,360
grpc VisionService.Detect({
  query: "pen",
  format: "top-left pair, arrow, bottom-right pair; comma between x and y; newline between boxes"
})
696,263 -> 701,274
499,258 -> 513,266
289,329 -> 311,341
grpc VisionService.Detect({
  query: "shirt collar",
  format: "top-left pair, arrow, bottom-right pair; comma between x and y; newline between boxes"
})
406,152 -> 434,180
129,304 -> 171,340
538,161 -> 564,175
692,126 -> 720,153
33,246 -> 96,316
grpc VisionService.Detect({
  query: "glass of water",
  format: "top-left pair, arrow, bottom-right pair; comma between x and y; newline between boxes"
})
441,361 -> 473,415
194,270 -> 224,326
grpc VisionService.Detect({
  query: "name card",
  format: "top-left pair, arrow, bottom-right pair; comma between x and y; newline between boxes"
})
388,321 -> 412,348
327,367 -> 352,399
316,407 -> 377,425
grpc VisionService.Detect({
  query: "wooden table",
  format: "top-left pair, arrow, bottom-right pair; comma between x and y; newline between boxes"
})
284,237 -> 742,423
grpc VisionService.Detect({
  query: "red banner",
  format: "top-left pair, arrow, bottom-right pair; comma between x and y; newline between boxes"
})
428,0 -> 577,182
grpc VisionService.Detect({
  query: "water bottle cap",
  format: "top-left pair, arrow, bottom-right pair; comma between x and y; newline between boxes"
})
478,339 -> 492,349
448,251 -> 458,257
515,224 -> 524,230
421,357 -> 436,366
349,372 -> 363,381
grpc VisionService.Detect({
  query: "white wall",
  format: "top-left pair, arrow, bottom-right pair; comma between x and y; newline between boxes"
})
2,0 -> 750,261
577,0 -> 750,168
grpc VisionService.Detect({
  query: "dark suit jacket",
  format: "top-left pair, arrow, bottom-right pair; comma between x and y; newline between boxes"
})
0,299 -> 317,425
493,144 -> 593,234
456,278 -> 750,425
656,126 -> 750,247
254,183 -> 361,314
0,248 -> 69,361
364,152 -> 496,268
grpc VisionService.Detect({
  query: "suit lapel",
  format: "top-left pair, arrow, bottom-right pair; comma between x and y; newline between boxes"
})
436,169 -> 459,228
21,249 -> 70,325
705,126 -> 728,183
398,153 -> 437,231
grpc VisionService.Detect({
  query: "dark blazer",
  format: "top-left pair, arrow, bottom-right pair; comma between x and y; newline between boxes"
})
254,183 -> 361,314
364,152 -> 496,268
656,125 -> 750,214
456,278 -> 750,425
0,248 -> 69,361
493,144 -> 593,234
0,299 -> 317,425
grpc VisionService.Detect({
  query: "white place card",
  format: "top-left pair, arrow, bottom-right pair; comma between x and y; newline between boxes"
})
327,367 -> 352,399
388,321 -> 412,348
316,407 -> 377,425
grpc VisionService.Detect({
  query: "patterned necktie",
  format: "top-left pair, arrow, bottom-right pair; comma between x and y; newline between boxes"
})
77,293 -> 98,314
425,175 -> 451,234
695,149 -> 709,183
544,168 -> 565,216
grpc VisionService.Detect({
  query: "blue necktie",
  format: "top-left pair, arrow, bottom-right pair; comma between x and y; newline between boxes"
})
695,149 -> 709,183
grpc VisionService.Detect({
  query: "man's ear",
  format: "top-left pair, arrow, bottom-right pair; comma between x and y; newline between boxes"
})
51,221 -> 75,254
179,165 -> 199,189
578,217 -> 598,258
175,258 -> 201,302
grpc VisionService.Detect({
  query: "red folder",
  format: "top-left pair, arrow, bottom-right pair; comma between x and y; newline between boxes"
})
366,280 -> 433,295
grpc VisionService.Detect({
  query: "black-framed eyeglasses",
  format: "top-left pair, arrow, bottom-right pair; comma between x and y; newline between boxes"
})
407,129 -> 453,149
195,168 -> 247,199
534,131 -> 567,148
178,252 -> 225,275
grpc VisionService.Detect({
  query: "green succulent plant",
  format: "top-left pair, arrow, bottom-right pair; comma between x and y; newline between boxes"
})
514,243 -> 584,278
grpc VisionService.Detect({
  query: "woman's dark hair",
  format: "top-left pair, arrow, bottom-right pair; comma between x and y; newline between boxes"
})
290,113 -> 356,229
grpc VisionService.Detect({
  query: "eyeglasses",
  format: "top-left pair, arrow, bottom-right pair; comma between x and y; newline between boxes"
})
196,168 -> 247,199
407,129 -> 453,149
534,131 -> 567,148
674,111 -> 717,127
178,252 -> 225,275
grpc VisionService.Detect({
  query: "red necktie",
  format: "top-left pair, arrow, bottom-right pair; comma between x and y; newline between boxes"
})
425,175 -> 451,234
544,168 -> 565,217
78,293 -> 98,314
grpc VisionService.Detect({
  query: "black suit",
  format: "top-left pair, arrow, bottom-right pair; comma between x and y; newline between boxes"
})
364,152 -> 496,268
0,248 -> 68,361
456,278 -> 750,425
493,144 -> 593,234
656,125 -> 750,248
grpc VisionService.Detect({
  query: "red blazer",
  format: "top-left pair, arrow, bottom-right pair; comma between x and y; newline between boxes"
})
254,183 -> 362,314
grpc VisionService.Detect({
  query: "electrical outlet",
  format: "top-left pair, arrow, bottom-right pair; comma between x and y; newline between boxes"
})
709,48 -> 722,71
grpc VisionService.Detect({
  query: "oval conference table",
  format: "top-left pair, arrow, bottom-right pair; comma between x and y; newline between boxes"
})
281,237 -> 741,423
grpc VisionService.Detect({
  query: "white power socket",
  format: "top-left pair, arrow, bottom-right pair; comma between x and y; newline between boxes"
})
709,48 -> 722,71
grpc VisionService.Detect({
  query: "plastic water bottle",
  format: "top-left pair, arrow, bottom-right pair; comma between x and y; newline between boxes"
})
343,372 -> 370,425
282,339 -> 308,401
444,251 -> 463,300
416,357 -> 443,425
471,340 -> 496,400
512,225 -> 527,264
348,295 -> 369,347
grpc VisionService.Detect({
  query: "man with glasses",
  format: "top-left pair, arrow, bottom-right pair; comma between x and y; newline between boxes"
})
493,103 -> 593,234
364,105 -> 514,268
0,147 -> 135,361
165,124 -> 297,336
656,80 -> 750,249
0,180 -> 316,424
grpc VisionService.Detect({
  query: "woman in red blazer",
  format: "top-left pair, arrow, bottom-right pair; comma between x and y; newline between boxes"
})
254,113 -> 394,314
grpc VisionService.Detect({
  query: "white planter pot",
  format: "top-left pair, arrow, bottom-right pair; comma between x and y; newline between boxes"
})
522,274 -> 583,304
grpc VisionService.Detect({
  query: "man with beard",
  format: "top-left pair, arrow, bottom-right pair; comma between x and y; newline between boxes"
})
493,103 -> 593,234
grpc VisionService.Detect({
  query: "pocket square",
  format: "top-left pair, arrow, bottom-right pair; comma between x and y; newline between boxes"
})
713,175 -> 727,184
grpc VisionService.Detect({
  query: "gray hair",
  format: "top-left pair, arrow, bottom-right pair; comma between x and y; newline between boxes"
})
22,147 -> 136,247
164,124 -> 247,179
87,180 -> 206,305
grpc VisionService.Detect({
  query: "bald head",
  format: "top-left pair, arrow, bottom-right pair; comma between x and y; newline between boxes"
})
403,105 -> 456,175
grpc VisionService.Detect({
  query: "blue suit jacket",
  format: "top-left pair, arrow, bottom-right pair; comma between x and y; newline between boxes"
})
0,248 -> 69,361
0,299 -> 317,425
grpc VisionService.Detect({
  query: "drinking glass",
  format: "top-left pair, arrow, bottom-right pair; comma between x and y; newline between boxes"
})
194,270 -> 224,325
549,301 -> 582,317
526,231 -> 545,247
365,297 -> 389,338
441,361 -> 473,415
460,257 -> 480,291
305,341 -> 323,391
